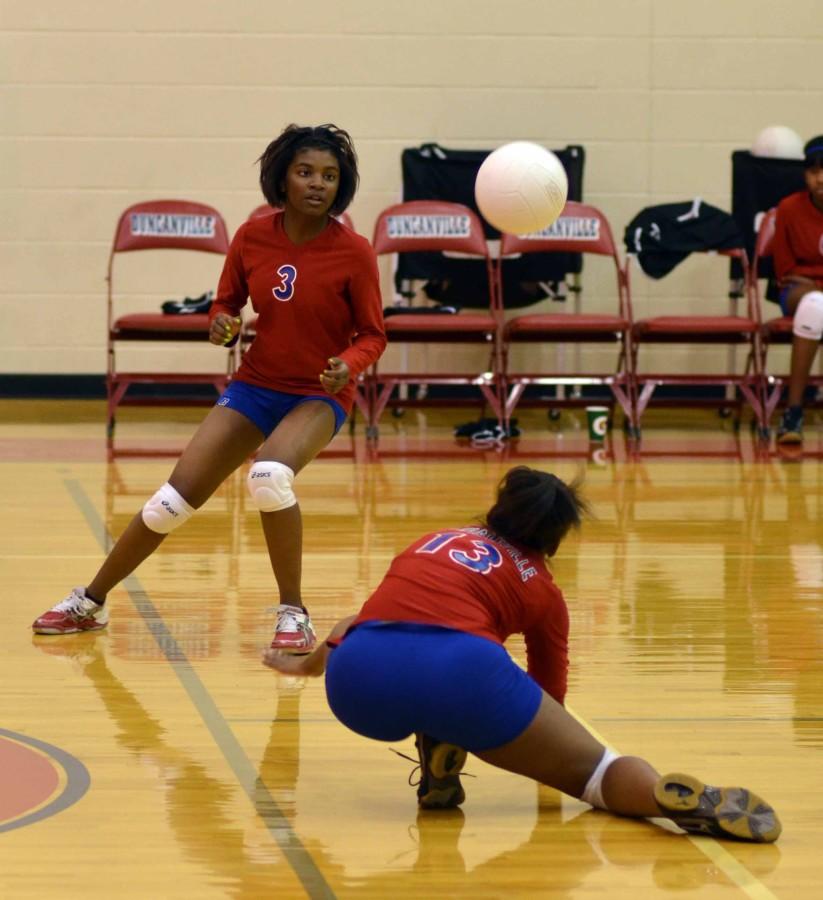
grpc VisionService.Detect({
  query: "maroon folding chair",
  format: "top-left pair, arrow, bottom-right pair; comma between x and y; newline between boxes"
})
367,200 -> 503,437
106,199 -> 233,439
753,208 -> 823,426
498,201 -> 637,434
629,246 -> 767,437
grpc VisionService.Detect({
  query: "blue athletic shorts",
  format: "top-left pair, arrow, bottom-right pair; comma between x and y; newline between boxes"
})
216,380 -> 347,438
778,285 -> 793,315
325,622 -> 543,752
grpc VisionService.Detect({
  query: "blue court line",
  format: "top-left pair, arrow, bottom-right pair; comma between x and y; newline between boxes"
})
65,479 -> 335,900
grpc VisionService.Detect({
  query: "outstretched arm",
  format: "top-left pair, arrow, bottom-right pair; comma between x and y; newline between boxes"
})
262,615 -> 357,677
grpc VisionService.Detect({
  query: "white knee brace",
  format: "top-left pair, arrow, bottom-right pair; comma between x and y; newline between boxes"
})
142,482 -> 194,534
247,460 -> 296,512
793,290 -> 823,341
581,748 -> 620,810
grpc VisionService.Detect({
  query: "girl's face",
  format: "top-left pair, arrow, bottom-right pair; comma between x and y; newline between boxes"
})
805,163 -> 823,212
283,148 -> 340,217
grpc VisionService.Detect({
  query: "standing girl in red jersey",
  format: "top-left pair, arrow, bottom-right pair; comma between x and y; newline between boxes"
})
773,135 -> 823,443
263,466 -> 781,843
34,124 -> 387,652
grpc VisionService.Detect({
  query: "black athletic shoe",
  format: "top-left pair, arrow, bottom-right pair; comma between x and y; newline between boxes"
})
776,406 -> 803,444
161,291 -> 214,315
415,733 -> 467,810
654,773 -> 781,843
454,418 -> 521,440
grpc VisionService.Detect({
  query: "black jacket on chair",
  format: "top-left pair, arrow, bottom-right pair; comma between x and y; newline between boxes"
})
624,200 -> 744,279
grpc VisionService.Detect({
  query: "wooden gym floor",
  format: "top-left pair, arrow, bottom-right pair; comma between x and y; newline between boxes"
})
1,399 -> 821,898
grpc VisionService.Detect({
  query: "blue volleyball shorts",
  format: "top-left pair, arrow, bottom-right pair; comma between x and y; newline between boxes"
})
216,380 -> 347,438
325,622 -> 543,752
778,285 -> 793,315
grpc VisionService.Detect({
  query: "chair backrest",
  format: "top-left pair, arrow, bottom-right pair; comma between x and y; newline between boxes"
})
248,203 -> 276,220
372,200 -> 490,257
753,207 -> 777,264
499,201 -> 618,261
248,203 -> 355,231
112,200 -> 230,254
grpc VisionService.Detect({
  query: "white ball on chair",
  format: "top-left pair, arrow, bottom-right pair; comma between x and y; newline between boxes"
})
752,126 -> 804,160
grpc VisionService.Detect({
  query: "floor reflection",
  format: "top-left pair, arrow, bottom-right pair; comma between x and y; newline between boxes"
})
29,630 -> 787,897
98,439 -> 823,758
31,633 -> 339,898
340,787 -> 781,896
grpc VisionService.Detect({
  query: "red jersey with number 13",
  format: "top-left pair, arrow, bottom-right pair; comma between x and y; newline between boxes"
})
352,526 -> 570,704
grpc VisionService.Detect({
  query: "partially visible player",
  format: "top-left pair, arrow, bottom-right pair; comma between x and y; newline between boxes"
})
33,124 -> 387,653
773,135 -> 823,443
264,466 -> 781,842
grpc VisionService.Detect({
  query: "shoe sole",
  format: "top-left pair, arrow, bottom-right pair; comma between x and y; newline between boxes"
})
32,622 -> 108,635
419,743 -> 467,810
270,643 -> 316,656
419,785 -> 465,809
654,772 -> 781,843
429,743 -> 467,780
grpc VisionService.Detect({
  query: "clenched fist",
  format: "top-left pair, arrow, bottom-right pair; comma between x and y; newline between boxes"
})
319,357 -> 350,394
209,314 -> 241,346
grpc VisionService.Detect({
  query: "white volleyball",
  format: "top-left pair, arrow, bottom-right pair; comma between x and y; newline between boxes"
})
474,141 -> 569,235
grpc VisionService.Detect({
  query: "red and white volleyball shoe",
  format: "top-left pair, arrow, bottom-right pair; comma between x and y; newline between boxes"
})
270,604 -> 317,655
32,587 -> 109,635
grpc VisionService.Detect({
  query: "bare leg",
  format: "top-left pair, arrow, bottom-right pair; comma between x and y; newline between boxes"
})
786,334 -> 820,406
784,285 -> 822,407
254,401 -> 338,608
261,506 -> 304,608
600,757 -> 661,816
86,520 -> 166,601
475,692 -> 661,818
87,406 -> 264,600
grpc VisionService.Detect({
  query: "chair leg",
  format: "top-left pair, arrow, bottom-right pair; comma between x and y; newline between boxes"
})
742,346 -> 770,439
610,384 -> 637,438
630,356 -> 641,437
615,340 -> 640,437
503,383 -> 526,423
635,381 -> 657,421
107,380 -> 130,439
358,376 -> 379,441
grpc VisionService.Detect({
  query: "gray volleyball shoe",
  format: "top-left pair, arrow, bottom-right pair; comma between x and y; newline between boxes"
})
654,772 -> 781,843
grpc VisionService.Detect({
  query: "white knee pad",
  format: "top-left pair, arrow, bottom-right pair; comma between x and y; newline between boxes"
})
141,482 -> 194,534
247,460 -> 296,512
793,290 -> 823,341
581,748 -> 620,810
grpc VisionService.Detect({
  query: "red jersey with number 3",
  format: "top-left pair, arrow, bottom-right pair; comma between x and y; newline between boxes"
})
210,212 -> 386,413
352,526 -> 569,704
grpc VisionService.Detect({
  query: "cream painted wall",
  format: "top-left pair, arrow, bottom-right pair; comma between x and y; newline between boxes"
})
2,0 -> 822,379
